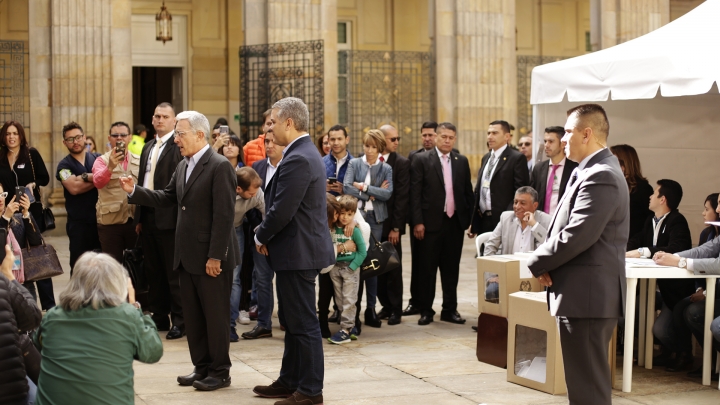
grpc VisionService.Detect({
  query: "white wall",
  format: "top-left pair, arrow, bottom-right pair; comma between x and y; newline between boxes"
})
533,90 -> 720,245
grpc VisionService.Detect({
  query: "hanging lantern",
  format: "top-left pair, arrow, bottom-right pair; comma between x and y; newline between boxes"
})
156,1 -> 172,44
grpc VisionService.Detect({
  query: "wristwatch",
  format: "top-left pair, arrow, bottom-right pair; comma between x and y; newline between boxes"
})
637,248 -> 644,256
393,228 -> 400,232
678,257 -> 687,269
81,172 -> 89,182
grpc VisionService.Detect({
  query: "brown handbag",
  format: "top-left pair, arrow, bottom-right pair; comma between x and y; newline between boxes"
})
23,237 -> 64,282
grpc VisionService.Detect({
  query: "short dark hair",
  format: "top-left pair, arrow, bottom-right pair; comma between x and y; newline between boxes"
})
437,122 -> 457,133
516,186 -> 539,203
566,104 -> 609,137
134,124 -> 146,134
656,179 -> 683,211
489,120 -> 511,134
337,194 -> 358,213
156,102 -> 175,114
109,121 -> 131,135
705,193 -> 720,220
421,121 -> 438,131
236,167 -> 262,190
326,193 -> 340,228
262,109 -> 273,121
328,124 -> 348,138
544,126 -> 564,141
215,117 -> 229,126
62,121 -> 84,138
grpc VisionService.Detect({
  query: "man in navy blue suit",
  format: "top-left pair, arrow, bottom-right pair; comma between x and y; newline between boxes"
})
252,97 -> 335,405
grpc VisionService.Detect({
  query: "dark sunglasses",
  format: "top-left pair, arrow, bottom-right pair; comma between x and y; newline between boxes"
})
388,137 -> 401,142
519,142 -> 531,147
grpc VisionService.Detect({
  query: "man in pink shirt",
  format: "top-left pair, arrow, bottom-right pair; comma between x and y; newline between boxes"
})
91,121 -> 141,262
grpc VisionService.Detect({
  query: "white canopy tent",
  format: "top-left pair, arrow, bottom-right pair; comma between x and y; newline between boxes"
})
530,0 -> 720,239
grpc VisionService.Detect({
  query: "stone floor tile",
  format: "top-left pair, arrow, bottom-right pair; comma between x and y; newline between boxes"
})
394,359 -> 504,378
322,378 -> 446,401
330,392 -> 478,405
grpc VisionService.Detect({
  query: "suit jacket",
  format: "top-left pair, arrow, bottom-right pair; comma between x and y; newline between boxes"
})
134,134 -> 183,230
252,158 -> 270,191
382,152 -> 410,236
410,149 -> 474,232
678,236 -> 720,276
530,158 -> 579,214
484,210 -> 552,255
528,149 -> 629,318
626,210 -> 691,256
471,146 -> 530,233
129,146 -> 240,274
408,147 -> 458,162
247,158 -> 271,230
255,136 -> 335,271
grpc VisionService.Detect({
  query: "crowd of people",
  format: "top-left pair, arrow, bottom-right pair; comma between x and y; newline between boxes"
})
0,97 -> 719,405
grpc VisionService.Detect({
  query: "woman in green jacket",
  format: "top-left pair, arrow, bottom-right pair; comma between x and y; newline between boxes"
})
33,252 -> 163,405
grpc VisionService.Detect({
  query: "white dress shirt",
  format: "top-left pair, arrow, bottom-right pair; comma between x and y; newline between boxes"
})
513,218 -> 535,253
639,212 -> 669,258
480,144 -> 508,212
265,158 -> 280,189
282,133 -> 310,157
335,151 -> 349,178
435,147 -> 453,213
547,157 -> 567,215
142,131 -> 174,188
185,144 -> 211,182
361,155 -> 382,211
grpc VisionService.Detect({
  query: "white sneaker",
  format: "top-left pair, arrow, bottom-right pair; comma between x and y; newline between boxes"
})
239,310 -> 251,325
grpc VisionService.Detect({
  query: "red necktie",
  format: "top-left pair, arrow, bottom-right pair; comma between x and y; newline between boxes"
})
379,156 -> 385,162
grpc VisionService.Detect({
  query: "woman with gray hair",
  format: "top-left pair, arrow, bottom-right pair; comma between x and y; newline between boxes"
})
33,252 -> 163,405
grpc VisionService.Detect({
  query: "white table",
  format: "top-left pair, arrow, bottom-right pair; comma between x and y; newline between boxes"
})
623,263 -> 719,392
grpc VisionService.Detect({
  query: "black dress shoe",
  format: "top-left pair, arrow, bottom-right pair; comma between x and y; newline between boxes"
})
377,308 -> 390,320
472,326 -> 478,332
440,311 -> 466,324
387,313 -> 401,325
328,310 -> 340,324
418,314 -> 433,325
666,351 -> 694,372
242,325 -> 273,339
364,308 -> 382,328
177,372 -> 206,386
192,376 -> 231,391
402,304 -> 420,316
166,325 -> 185,340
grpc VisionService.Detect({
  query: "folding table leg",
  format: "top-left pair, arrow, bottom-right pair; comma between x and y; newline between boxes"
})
623,277 -> 638,393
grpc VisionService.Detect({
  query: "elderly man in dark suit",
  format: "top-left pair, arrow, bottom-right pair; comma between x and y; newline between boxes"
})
252,97 -> 335,405
528,104 -> 629,405
134,102 -> 185,340
376,124 -> 410,325
120,110 -> 239,392
469,120 -> 529,237
410,122 -> 474,326
530,126 -> 578,215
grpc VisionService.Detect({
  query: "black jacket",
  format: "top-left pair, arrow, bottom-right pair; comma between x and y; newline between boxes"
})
0,273 -> 42,403
135,134 -> 183,230
628,177 -> 654,240
530,158 -> 579,214
627,209 -> 692,256
382,152 -> 410,236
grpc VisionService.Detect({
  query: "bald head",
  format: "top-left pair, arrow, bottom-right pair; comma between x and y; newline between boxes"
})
380,124 -> 399,154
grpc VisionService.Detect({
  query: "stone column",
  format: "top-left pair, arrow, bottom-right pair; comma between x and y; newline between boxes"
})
435,0 -> 517,173
244,0 -> 268,46
597,0 -> 669,49
28,0 -> 132,210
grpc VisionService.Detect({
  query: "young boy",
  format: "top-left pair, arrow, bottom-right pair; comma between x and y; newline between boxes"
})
328,195 -> 367,344
230,167 -> 265,341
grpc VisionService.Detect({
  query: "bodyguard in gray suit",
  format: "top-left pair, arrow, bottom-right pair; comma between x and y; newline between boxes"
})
120,111 -> 240,391
528,104 -> 629,405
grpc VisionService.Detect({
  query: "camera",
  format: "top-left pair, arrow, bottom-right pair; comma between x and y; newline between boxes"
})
115,140 -> 126,155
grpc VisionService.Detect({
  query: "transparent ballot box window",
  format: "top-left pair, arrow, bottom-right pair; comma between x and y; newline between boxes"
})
484,272 -> 499,303
513,325 -> 547,383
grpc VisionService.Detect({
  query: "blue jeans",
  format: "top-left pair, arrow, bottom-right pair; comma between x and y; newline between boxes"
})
276,269 -> 324,396
229,225 -> 245,328
252,249 -> 274,329
360,210 -> 381,309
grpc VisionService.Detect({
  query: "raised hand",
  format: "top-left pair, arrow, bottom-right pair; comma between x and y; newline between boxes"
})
118,176 -> 136,194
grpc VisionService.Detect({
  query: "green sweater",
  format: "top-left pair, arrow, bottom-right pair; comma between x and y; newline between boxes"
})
333,226 -> 367,270
33,303 -> 163,405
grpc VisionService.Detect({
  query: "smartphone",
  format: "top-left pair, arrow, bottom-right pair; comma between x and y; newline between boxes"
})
15,186 -> 25,203
219,125 -> 229,145
24,187 -> 35,203
115,140 -> 126,155
327,177 -> 337,184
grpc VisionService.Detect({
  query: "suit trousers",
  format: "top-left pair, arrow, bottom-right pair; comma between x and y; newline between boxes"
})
557,317 -> 616,405
66,220 -> 101,272
252,249 -> 275,329
413,214 -> 464,316
180,266 -> 232,379
407,231 -> 419,308
378,236 -> 403,316
317,272 -> 334,333
97,219 -> 137,263
141,210 -> 183,330
276,269 -> 324,397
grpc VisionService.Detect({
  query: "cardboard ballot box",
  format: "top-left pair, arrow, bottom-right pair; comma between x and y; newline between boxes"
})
507,291 -> 566,395
477,255 -> 542,318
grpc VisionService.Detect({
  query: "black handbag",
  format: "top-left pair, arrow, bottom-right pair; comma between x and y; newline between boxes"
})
360,234 -> 400,281
123,238 -> 148,294
27,151 -> 55,232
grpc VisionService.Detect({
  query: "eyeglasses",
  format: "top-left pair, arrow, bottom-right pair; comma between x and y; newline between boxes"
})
0,192 -> 7,199
109,133 -> 129,138
388,137 -> 401,142
64,134 -> 85,144
519,142 -> 531,147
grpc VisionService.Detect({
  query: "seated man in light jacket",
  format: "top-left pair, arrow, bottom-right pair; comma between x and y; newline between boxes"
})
483,186 -> 552,302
